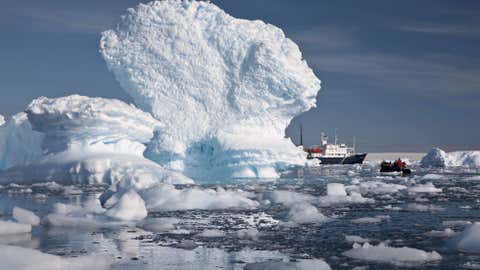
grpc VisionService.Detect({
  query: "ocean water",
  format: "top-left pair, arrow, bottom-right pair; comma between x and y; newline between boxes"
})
1,163 -> 480,269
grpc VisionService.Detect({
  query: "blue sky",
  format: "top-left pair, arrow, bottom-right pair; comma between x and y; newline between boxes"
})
0,0 -> 478,152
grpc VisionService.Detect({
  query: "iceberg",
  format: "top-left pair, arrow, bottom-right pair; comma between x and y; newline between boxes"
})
100,0 -> 321,179
0,95 -> 192,186
421,148 -> 480,168
0,113 -> 44,170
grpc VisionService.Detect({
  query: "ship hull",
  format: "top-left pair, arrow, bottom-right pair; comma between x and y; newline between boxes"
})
317,153 -> 367,165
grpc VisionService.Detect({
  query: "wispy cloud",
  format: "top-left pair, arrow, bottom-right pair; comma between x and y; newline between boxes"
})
397,24 -> 480,37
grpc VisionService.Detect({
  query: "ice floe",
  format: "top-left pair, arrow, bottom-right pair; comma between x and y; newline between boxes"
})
13,206 -> 40,226
421,148 -> 480,168
343,242 -> 442,266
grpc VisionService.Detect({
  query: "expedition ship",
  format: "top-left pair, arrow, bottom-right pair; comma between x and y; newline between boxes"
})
300,128 -> 367,164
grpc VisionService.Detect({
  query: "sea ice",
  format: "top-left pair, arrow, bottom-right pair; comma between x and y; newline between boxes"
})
197,229 -> 226,238
327,183 -> 347,196
421,148 -> 480,168
407,183 -> 442,194
0,220 -> 32,235
105,189 -> 148,221
244,259 -> 331,270
286,202 -> 329,224
343,242 -> 442,266
0,244 -> 111,270
100,0 -> 321,179
12,206 -> 40,226
139,183 -> 259,211
450,222 -> 480,253
351,215 -> 390,224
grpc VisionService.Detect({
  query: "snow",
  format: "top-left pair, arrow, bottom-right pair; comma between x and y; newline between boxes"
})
105,189 -> 148,221
450,222 -> 480,253
0,244 -> 111,270
13,206 -> 40,226
343,243 -> 442,266
244,259 -> 331,270
421,148 -> 480,168
100,0 -> 320,179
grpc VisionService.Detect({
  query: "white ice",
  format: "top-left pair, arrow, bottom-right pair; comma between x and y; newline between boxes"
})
0,244 -> 111,270
421,148 -> 480,168
0,220 -> 31,235
244,259 -> 331,270
100,0 -> 320,179
450,222 -> 480,253
343,242 -> 442,266
105,189 -> 148,221
13,206 -> 40,226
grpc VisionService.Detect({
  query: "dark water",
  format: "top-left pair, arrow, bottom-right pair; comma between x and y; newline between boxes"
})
1,164 -> 480,269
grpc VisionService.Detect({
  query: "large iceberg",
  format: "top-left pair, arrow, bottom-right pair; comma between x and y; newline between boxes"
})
420,148 -> 480,168
0,95 -> 191,186
100,0 -> 321,179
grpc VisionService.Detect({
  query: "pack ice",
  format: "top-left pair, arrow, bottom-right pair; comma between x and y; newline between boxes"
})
0,95 -> 191,187
421,148 -> 480,168
100,0 -> 321,179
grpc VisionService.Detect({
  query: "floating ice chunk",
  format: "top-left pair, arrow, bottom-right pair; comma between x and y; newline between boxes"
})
140,183 -> 259,211
406,203 -> 444,212
347,181 -> 407,195
450,222 -> 480,253
351,215 -> 390,224
0,244 -> 111,270
101,0 -> 320,179
345,235 -> 370,243
327,183 -> 347,196
0,114 -> 4,126
425,228 -> 457,238
13,206 -> 40,226
343,243 -> 442,266
237,228 -> 259,240
105,189 -> 148,221
407,183 -> 442,194
318,192 -> 373,207
0,220 -> 31,235
287,203 -> 329,224
141,217 -> 179,232
443,220 -> 472,228
244,259 -> 331,270
197,229 -> 226,238
271,190 -> 315,206
421,174 -> 446,180
421,148 -> 480,168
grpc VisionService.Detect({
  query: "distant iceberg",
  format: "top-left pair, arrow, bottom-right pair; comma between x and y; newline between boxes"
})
420,148 -> 480,168
0,95 -> 192,186
100,0 -> 321,179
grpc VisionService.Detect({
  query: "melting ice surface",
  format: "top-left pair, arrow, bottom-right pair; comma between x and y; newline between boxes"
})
1,160 -> 480,269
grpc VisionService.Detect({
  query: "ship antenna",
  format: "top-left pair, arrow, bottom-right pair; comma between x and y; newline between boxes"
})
334,128 -> 338,145
299,124 -> 303,146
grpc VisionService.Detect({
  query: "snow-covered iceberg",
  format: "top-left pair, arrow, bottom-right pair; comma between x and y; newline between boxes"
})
421,148 -> 480,168
0,95 -> 191,186
100,0 -> 321,179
